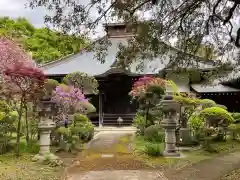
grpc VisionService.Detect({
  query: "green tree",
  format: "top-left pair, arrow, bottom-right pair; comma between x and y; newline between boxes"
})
0,17 -> 89,64
63,72 -> 99,95
27,0 -> 240,68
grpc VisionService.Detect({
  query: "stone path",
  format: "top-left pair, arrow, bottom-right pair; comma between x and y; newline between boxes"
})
69,170 -> 168,180
66,131 -> 240,180
164,152 -> 240,180
86,131 -> 126,150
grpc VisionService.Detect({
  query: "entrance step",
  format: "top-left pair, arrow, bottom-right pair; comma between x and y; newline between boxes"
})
95,126 -> 137,132
102,113 -> 136,126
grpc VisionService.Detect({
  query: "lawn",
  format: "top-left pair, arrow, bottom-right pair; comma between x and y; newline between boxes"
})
132,135 -> 240,170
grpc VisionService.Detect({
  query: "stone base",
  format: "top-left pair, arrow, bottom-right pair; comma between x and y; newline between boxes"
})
163,150 -> 180,157
32,153 -> 63,166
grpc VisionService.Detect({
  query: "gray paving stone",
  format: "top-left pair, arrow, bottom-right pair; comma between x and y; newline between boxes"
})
69,170 -> 168,180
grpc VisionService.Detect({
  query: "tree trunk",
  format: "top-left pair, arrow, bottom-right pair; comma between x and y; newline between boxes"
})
145,106 -> 149,127
25,104 -> 30,146
16,98 -> 24,157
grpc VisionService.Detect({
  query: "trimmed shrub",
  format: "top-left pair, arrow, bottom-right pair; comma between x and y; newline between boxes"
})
216,104 -> 227,110
231,113 -> 240,124
133,114 -> 146,135
71,113 -> 94,142
188,114 -> 204,132
200,107 -> 233,126
228,123 -> 240,140
200,99 -> 216,108
73,113 -> 89,123
144,124 -> 165,142
144,142 -> 163,156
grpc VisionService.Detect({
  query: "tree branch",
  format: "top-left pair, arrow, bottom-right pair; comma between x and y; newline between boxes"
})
223,2 -> 238,25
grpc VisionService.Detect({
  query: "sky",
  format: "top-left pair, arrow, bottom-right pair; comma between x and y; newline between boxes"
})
0,0 -> 46,28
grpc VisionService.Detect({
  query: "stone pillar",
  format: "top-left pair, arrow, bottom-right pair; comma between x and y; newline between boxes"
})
161,95 -> 180,157
38,122 -> 53,155
33,100 -> 62,164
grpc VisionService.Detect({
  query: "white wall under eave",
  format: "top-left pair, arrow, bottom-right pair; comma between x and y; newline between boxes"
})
166,72 -> 190,92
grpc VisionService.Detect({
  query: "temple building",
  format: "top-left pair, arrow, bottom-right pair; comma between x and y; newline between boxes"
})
42,23 -> 240,126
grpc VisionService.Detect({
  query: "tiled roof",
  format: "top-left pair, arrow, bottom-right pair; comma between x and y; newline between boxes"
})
191,83 -> 240,93
42,35 -> 219,76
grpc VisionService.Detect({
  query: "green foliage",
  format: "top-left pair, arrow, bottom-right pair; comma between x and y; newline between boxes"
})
144,124 -> 165,142
0,101 -> 17,154
200,99 -> 216,108
173,96 -> 216,108
200,107 -> 234,126
144,142 -> 163,156
231,113 -> 240,124
57,127 -> 70,136
81,101 -> 96,114
132,114 -> 147,135
232,113 -> 240,120
72,121 -> 94,142
188,115 -> 204,132
167,80 -> 179,94
216,104 -> 227,110
56,113 -> 94,152
63,71 -> 99,94
71,114 -> 94,142
174,95 -> 198,106
73,113 -> 89,123
19,141 -> 40,154
228,123 -> 240,140
137,85 -> 165,126
0,17 -> 88,64
0,100 -> 11,113
44,79 -> 59,97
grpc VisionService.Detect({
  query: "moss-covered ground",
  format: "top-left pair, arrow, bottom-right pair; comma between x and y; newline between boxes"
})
0,153 -> 63,180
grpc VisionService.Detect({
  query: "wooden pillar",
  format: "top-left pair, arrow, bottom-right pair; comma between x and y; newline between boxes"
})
98,92 -> 103,127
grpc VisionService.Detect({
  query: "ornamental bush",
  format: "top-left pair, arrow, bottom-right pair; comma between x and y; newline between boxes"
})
132,114 -> 148,135
144,124 -> 165,142
228,123 -> 240,140
188,114 -> 205,132
199,99 -> 216,108
0,100 -> 17,154
73,113 -> 89,123
71,113 -> 94,142
43,78 -> 59,98
200,107 -> 233,126
216,104 -> 227,110
144,142 -> 163,156
231,113 -> 240,124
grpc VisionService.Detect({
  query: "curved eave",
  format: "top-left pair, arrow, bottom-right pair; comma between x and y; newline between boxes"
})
95,67 -> 142,77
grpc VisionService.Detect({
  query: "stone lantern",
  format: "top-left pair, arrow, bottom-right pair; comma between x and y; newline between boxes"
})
161,83 -> 180,157
33,100 -> 61,163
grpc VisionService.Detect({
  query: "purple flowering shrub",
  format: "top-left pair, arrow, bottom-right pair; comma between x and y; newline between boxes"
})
52,84 -> 88,114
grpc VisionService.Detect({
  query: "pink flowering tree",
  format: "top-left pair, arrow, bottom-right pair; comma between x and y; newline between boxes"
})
0,37 -> 34,72
0,37 -> 35,104
130,76 -> 167,98
4,62 -> 46,156
52,84 -> 88,115
130,76 -> 167,126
